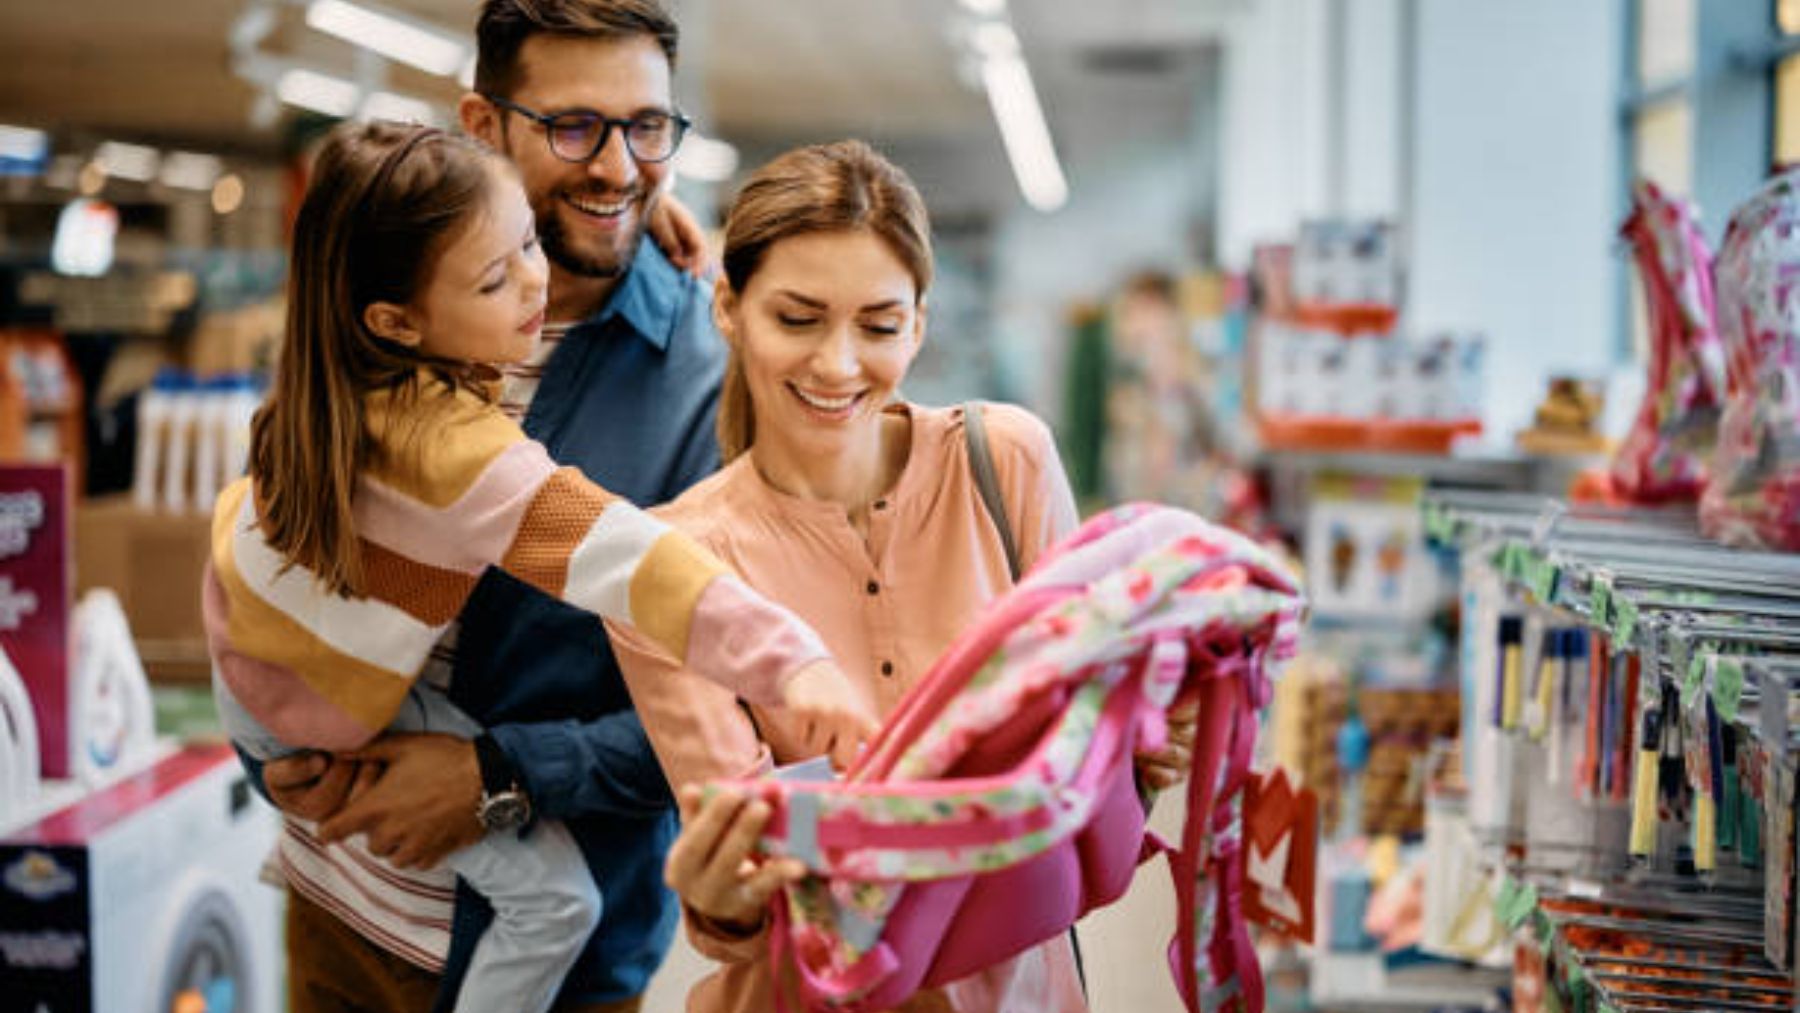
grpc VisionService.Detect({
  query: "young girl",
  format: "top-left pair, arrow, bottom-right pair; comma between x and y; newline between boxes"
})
203,121 -> 876,1013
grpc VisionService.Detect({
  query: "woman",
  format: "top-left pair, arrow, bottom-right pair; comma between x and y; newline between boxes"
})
616,139 -> 1193,1012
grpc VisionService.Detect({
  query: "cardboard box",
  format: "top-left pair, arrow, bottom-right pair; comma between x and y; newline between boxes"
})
73,496 -> 210,682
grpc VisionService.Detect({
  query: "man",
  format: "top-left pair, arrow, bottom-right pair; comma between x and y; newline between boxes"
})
247,2 -> 719,1010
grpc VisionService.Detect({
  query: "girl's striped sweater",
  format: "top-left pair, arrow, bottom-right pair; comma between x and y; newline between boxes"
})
205,373 -> 827,751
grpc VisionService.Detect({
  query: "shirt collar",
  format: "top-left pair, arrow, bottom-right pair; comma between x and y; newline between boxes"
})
590,237 -> 686,352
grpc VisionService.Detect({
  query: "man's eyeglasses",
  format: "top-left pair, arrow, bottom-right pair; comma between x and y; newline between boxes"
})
484,94 -> 691,164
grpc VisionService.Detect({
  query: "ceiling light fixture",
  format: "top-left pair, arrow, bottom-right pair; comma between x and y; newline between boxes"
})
305,0 -> 468,77
359,91 -> 442,126
958,0 -> 1008,17
970,24 -> 1067,212
212,174 -> 246,215
672,132 -> 739,184
95,141 -> 161,183
0,125 -> 48,164
277,68 -> 361,118
160,151 -> 223,191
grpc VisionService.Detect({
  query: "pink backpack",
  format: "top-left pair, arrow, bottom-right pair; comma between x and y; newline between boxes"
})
1701,169 -> 1800,549
1610,178 -> 1727,502
722,503 -> 1305,1013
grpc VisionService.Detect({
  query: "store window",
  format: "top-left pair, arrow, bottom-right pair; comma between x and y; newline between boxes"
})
1630,0 -> 1695,195
1638,0 -> 1695,88
1781,0 -> 1800,35
1777,1 -> 1800,165
1776,54 -> 1800,165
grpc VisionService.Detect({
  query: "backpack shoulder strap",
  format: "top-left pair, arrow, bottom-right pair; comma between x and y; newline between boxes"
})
964,401 -> 1022,583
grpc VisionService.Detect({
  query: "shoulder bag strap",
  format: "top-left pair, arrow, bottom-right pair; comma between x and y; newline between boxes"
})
964,401 -> 1022,583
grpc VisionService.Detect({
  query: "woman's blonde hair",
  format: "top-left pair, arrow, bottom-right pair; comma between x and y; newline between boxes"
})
250,120 -> 503,596
715,140 -> 933,462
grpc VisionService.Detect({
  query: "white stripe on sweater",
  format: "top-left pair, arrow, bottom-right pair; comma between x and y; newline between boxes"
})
562,500 -> 675,626
231,493 -> 441,676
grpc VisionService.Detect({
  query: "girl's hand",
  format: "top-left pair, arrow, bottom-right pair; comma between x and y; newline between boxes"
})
781,661 -> 880,771
647,193 -> 713,278
665,785 -> 806,934
1135,699 -> 1198,793
264,750 -> 362,822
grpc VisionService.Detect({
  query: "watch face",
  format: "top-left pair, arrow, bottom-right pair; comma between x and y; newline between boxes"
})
479,792 -> 530,831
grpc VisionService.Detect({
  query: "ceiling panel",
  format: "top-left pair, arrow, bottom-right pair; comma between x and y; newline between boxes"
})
0,0 -> 1227,180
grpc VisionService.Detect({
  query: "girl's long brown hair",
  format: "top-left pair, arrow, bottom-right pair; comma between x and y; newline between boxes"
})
249,121 -> 499,596
715,140 -> 934,463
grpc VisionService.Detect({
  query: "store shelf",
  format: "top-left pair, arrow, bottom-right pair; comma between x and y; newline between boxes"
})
1256,413 -> 1482,457
1262,445 -> 1536,487
1423,490 -> 1800,1009
1309,951 -> 1507,1010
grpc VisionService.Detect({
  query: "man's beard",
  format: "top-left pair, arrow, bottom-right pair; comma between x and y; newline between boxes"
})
540,209 -> 640,279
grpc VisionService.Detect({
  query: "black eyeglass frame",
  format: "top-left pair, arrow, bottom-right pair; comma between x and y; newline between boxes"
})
483,93 -> 692,164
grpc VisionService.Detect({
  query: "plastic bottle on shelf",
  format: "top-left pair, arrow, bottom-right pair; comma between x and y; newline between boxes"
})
220,372 -> 262,485
131,367 -> 178,511
1327,702 -> 1374,952
159,370 -> 198,513
191,375 -> 228,513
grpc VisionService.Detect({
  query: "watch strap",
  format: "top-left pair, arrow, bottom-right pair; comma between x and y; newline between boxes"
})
473,731 -> 519,795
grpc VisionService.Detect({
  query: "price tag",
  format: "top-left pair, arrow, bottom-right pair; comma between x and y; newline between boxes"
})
1589,578 -> 1612,629
1711,657 -> 1745,726
1613,598 -> 1639,646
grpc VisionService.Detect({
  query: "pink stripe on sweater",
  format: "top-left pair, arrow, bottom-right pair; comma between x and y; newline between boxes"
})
354,438 -> 557,574
202,565 -> 379,751
683,575 -> 830,707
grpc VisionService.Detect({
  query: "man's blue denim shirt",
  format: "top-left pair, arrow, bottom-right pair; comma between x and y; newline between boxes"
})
438,238 -> 725,1007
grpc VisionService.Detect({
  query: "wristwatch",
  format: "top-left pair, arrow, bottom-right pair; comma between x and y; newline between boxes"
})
473,732 -> 532,832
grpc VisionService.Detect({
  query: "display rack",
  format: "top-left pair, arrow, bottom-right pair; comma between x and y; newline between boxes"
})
1422,490 -> 1800,1012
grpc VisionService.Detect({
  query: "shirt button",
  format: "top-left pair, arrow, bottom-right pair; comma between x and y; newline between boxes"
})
866,580 -> 880,595
880,661 -> 894,676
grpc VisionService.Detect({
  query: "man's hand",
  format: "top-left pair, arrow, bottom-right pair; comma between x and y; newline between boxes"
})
316,733 -> 485,871
647,192 -> 712,278
264,750 -> 363,823
780,660 -> 880,772
1135,699 -> 1199,793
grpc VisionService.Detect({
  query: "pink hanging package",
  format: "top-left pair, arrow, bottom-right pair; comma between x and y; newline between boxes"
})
1701,169 -> 1800,550
1610,178 -> 1727,503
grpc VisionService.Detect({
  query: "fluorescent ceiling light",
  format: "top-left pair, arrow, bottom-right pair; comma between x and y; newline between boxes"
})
970,20 -> 1020,61
673,133 -> 739,183
278,68 -> 360,118
95,140 -> 161,182
0,125 -> 48,162
359,91 -> 442,126
306,0 -> 467,77
980,50 -> 1068,212
160,151 -> 223,191
959,0 -> 1008,16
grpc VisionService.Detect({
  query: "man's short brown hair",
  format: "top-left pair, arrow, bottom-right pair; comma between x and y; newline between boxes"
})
475,0 -> 679,98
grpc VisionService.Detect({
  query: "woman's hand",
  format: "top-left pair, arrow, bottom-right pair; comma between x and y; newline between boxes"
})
1135,699 -> 1199,793
665,784 -> 806,935
781,660 -> 881,771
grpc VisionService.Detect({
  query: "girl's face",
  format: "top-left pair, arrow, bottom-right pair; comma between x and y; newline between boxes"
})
719,229 -> 925,460
399,166 -> 550,366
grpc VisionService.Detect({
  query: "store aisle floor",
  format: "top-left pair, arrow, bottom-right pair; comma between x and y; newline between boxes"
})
640,790 -> 1191,1012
